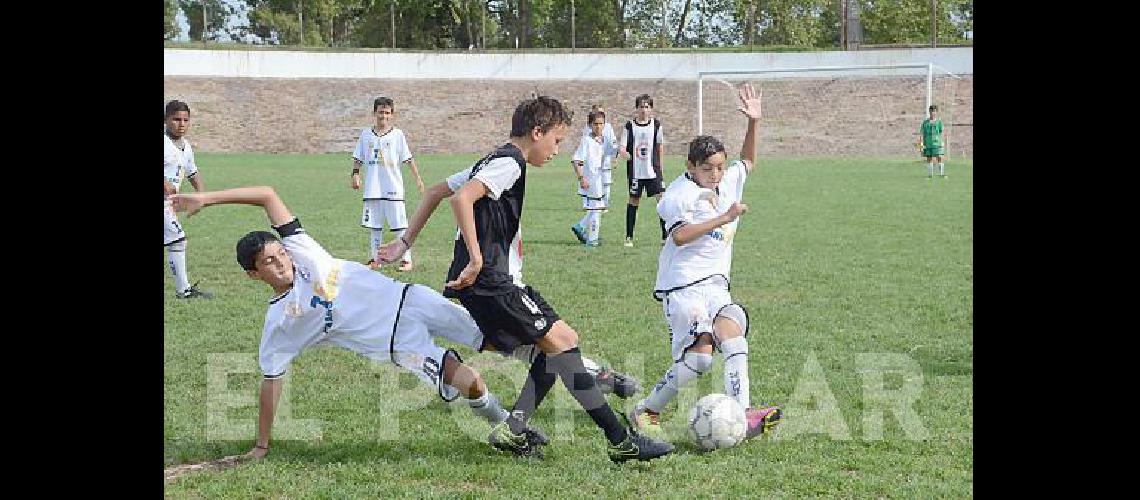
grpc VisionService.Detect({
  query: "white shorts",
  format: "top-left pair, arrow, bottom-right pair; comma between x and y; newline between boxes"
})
389,284 -> 484,400
361,199 -> 408,230
164,199 -> 186,245
581,195 -> 607,211
662,283 -> 749,362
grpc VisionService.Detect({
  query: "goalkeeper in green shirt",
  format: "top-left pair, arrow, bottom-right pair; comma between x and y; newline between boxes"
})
916,105 -> 946,178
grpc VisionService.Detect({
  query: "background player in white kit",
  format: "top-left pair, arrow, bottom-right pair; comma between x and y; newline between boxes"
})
580,104 -> 617,210
629,84 -> 783,441
569,109 -> 619,247
169,185 -> 536,459
351,96 -> 425,272
617,94 -> 667,247
163,100 -> 211,299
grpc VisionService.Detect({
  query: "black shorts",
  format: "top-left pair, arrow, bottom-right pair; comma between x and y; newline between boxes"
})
628,176 -> 664,198
627,162 -> 665,198
458,285 -> 561,353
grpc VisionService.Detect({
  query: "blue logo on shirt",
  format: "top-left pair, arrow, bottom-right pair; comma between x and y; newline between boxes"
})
310,295 -> 334,333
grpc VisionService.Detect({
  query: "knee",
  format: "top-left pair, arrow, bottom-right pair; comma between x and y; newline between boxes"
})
681,350 -> 715,373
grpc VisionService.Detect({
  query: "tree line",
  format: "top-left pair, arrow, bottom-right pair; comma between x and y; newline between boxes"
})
164,0 -> 972,50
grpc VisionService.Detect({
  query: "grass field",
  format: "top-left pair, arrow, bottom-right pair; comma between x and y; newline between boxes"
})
164,152 -> 973,497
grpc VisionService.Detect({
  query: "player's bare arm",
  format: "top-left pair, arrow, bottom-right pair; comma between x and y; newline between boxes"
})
170,186 -> 294,227
188,173 -> 204,192
671,202 -> 748,246
377,181 -> 454,264
351,159 -> 362,189
572,160 -> 588,190
737,84 -> 762,174
249,377 -> 283,458
407,158 -> 426,194
164,179 -> 176,196
445,179 -> 490,290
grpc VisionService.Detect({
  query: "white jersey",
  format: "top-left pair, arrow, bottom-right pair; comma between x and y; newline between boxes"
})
654,160 -> 749,298
581,123 -> 617,173
163,132 -> 198,197
620,118 -> 664,179
259,220 -> 409,378
446,165 -> 526,288
572,133 -> 617,199
353,127 -> 413,201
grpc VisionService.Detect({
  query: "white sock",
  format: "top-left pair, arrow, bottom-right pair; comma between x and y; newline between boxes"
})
468,392 -> 509,424
393,229 -> 411,262
643,353 -> 712,413
938,162 -> 945,176
720,337 -> 751,410
586,210 -> 601,242
927,163 -> 934,176
369,229 -> 384,262
167,243 -> 190,294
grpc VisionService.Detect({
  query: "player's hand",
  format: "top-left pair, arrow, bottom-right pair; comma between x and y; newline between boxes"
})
738,83 -> 762,120
579,177 -> 589,190
618,149 -> 629,159
416,178 -> 425,194
164,181 -> 177,196
169,193 -> 206,217
350,172 -> 361,190
245,446 -> 269,459
445,260 -> 482,290
724,202 -> 748,222
376,239 -> 407,266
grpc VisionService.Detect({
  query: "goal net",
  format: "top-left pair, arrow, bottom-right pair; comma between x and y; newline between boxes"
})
697,64 -> 966,161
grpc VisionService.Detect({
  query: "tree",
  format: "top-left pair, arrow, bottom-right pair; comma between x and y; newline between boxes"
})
860,0 -> 971,45
179,0 -> 234,42
165,0 -> 180,40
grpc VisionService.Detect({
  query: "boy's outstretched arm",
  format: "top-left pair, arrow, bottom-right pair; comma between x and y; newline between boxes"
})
737,84 -> 762,174
248,377 -> 283,458
376,181 -> 453,264
169,186 -> 293,227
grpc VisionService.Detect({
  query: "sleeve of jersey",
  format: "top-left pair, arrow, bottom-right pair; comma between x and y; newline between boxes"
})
657,191 -> 692,235
572,140 -> 588,163
446,167 -> 474,193
352,131 -> 366,161
273,218 -> 336,285
472,157 -> 521,201
259,325 -> 295,379
656,124 -> 665,144
186,150 -> 199,177
397,131 -> 413,163
727,160 -> 748,200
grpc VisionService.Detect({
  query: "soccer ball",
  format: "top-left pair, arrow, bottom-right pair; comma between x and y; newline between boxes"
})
687,393 -> 747,450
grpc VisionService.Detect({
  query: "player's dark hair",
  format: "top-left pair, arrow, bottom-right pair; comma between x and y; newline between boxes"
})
510,96 -> 570,137
588,110 -> 606,124
687,135 -> 726,165
165,100 -> 190,118
635,94 -> 654,108
374,96 -> 395,112
236,231 -> 281,271
929,104 -> 938,112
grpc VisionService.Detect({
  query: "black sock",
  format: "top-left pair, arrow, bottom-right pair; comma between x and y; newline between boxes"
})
509,352 -> 557,434
626,204 -> 637,239
659,217 -> 667,240
547,347 -> 628,445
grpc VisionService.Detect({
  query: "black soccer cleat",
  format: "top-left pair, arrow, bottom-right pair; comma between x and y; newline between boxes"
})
595,367 -> 641,399
488,417 -> 544,459
607,427 -> 674,463
176,282 -> 212,300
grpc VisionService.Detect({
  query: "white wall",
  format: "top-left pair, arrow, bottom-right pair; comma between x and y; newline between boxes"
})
164,47 -> 972,80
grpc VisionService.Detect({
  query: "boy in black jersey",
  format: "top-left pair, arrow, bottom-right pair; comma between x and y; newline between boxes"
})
379,96 -> 673,463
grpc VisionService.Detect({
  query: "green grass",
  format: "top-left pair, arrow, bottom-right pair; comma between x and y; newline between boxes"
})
164,153 -> 973,497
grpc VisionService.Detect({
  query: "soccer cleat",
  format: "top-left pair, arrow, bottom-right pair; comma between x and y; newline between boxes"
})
176,282 -> 212,300
397,260 -> 414,272
585,240 -> 600,248
523,426 -> 550,446
595,368 -> 640,398
608,414 -> 674,463
623,237 -> 634,248
744,405 -> 783,439
488,418 -> 544,459
571,224 -> 587,244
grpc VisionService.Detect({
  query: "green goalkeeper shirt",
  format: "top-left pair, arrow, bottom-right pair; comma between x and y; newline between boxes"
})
921,119 -> 944,148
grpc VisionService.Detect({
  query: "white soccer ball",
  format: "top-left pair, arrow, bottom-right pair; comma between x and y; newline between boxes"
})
687,393 -> 747,450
